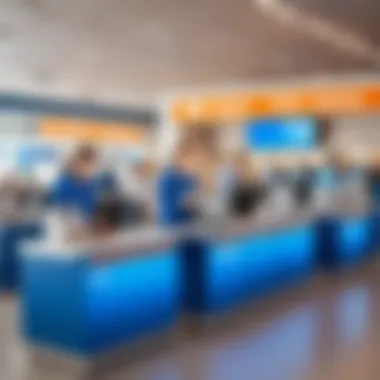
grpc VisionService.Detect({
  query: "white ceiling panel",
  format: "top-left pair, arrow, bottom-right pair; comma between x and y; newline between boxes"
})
0,0 -> 376,105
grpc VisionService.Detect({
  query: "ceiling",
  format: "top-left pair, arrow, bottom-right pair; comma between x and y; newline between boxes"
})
288,0 -> 380,43
0,0 -> 378,105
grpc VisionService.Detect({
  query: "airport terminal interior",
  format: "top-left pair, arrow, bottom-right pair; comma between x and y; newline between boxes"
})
1,1 -> 380,380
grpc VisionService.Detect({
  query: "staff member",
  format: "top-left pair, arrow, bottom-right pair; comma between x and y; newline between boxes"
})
367,157 -> 380,206
367,158 -> 380,249
158,142 -> 201,226
51,144 -> 99,222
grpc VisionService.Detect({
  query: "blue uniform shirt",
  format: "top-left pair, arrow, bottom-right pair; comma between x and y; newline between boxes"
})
158,167 -> 198,226
95,171 -> 118,197
51,172 -> 97,219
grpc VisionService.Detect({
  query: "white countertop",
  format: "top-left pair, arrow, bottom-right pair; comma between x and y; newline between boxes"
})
22,191 -> 370,263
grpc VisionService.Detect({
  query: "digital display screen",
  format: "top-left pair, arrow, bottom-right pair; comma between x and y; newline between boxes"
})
244,117 -> 318,151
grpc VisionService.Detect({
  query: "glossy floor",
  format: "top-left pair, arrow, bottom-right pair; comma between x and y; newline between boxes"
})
1,261 -> 380,380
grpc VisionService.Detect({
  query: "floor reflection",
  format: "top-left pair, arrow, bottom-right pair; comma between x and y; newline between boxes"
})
3,263 -> 380,380
206,306 -> 318,380
334,284 -> 371,347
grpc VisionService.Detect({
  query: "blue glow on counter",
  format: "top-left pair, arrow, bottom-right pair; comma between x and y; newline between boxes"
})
206,226 -> 315,311
183,225 -> 316,314
337,217 -> 370,266
87,252 -> 181,353
22,249 -> 181,356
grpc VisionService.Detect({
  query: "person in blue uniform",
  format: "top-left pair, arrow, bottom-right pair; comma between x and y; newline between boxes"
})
158,142 -> 201,226
367,159 -> 380,249
51,144 -> 99,221
367,158 -> 380,206
96,168 -> 119,199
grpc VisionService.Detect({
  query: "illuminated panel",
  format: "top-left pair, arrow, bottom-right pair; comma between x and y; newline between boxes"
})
170,84 -> 380,124
39,117 -> 147,145
244,117 -> 318,152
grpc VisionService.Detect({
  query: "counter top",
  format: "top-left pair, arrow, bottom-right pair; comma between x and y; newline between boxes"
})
0,213 -> 41,228
24,225 -> 177,263
23,193 -> 369,263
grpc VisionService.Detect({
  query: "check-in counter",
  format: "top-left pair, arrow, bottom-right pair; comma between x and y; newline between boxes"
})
21,228 -> 181,373
180,208 -> 320,315
0,216 -> 41,291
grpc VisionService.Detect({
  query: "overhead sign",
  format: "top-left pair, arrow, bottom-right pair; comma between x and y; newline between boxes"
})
38,117 -> 148,145
169,83 -> 380,124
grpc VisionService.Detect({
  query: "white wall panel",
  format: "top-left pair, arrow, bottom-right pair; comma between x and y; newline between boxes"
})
331,114 -> 380,149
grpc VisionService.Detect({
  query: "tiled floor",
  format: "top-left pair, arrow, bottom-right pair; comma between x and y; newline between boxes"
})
1,261 -> 380,380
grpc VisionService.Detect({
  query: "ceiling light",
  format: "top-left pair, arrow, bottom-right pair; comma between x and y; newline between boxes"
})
252,0 -> 380,64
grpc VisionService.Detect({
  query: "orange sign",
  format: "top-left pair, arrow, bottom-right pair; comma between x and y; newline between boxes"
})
39,117 -> 147,145
170,84 -> 380,125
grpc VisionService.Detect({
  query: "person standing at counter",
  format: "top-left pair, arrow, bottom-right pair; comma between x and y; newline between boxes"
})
228,152 -> 265,218
329,153 -> 358,188
367,159 -> 380,250
367,159 -> 380,208
157,142 -> 201,226
293,161 -> 316,208
123,159 -> 157,222
51,144 -> 99,224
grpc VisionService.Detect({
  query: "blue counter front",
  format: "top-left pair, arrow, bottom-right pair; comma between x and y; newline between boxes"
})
369,211 -> 380,253
182,222 -> 316,314
20,209 -> 373,362
317,214 -> 371,269
22,243 -> 181,357
0,221 -> 41,291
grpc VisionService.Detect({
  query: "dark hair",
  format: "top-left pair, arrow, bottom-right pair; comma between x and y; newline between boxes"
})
318,118 -> 332,146
75,144 -> 98,163
181,123 -> 218,146
65,144 -> 98,173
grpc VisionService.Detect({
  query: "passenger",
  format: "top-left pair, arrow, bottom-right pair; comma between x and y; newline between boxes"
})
367,157 -> 380,209
157,141 -> 201,226
123,159 -> 157,222
293,157 -> 316,207
228,152 -> 265,218
367,156 -> 380,249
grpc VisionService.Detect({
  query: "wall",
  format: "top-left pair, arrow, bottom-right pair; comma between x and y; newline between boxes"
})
331,113 -> 380,149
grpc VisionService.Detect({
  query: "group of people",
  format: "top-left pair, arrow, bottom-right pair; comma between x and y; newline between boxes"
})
21,125 -> 379,240
50,144 -> 157,236
47,128 -> 272,237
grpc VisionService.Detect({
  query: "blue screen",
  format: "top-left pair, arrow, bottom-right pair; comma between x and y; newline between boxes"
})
244,117 -> 317,151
